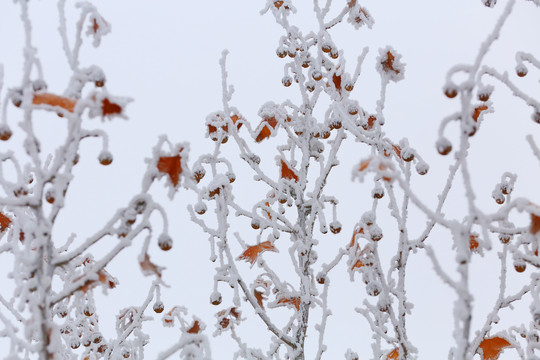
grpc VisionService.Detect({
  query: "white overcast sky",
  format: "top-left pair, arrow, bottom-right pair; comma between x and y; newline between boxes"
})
0,1 -> 539,359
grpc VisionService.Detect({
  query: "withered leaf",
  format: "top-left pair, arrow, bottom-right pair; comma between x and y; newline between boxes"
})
281,160 -> 299,182
157,155 -> 182,186
139,253 -> 163,278
238,241 -> 277,264
478,336 -> 511,360
0,212 -> 12,232
255,117 -> 278,142
33,93 -> 76,113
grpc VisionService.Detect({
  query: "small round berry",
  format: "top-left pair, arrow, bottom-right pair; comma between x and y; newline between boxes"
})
444,86 -> 458,99
516,64 -> 528,77
366,282 -> 381,296
194,202 -> 207,215
282,76 -> 293,87
251,218 -> 260,230
210,291 -> 222,305
514,261 -> 526,273
436,138 -> 452,156
329,221 -> 342,234
316,272 -> 325,284
153,301 -> 164,313
312,70 -> 323,81
372,187 -> 384,199
158,234 -> 173,251
98,151 -> 113,165
0,125 -> 13,141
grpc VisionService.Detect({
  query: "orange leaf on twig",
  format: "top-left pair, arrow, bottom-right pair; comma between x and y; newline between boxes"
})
139,253 -> 163,278
102,98 -> 122,116
386,348 -> 399,360
0,212 -> 12,232
478,336 -> 511,360
254,290 -> 265,309
472,105 -> 488,122
530,213 -> 540,235
255,117 -> 278,142
281,160 -> 298,182
33,93 -> 76,113
187,320 -> 201,334
277,297 -> 300,310
157,155 -> 182,186
237,241 -> 277,264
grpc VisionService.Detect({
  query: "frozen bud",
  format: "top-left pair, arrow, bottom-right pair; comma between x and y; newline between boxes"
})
348,104 -> 359,115
482,0 -> 497,7
316,272 -> 326,284
250,154 -> 261,165
282,75 -> 293,87
210,291 -> 222,305
535,313 -> 540,327
321,42 -> 332,53
372,186 -> 384,199
83,305 -> 95,317
251,218 -> 260,230
532,110 -> 540,124
194,167 -> 206,183
309,250 -> 318,263
499,233 -> 511,244
70,339 -> 80,349
436,137 -> 452,156
369,225 -> 383,242
320,224 -> 328,234
514,260 -> 526,273
329,221 -> 342,234
492,187 -> 505,205
500,181 -> 513,195
366,282 -> 381,296
92,333 -> 103,344
153,301 -> 164,313
72,153 -> 80,165
226,171 -> 236,183
98,150 -> 113,165
134,198 -> 147,214
444,85 -> 458,99
32,79 -> 47,92
401,147 -> 414,162
11,89 -> 23,107
415,160 -> 429,175
194,202 -> 207,215
378,299 -> 390,312
361,211 -> 375,226
0,124 -> 12,141
312,70 -> 323,81
516,64 -> 528,77
158,234 -> 173,251
276,46 -> 287,58
45,189 -> 55,204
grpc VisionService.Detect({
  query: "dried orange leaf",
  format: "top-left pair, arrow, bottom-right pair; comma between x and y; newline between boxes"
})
472,105 -> 488,122
277,297 -> 300,310
281,160 -> 299,182
469,234 -> 479,251
359,159 -> 371,172
349,227 -> 364,248
254,290 -> 265,309
478,336 -> 511,360
157,155 -> 182,186
531,214 -> 540,234
139,253 -> 163,278
187,320 -> 201,334
238,241 -> 277,264
387,348 -> 399,360
33,93 -> 76,112
382,51 -> 400,75
102,98 -> 122,116
332,73 -> 342,92
255,117 -> 278,142
351,259 -> 364,270
0,212 -> 12,232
